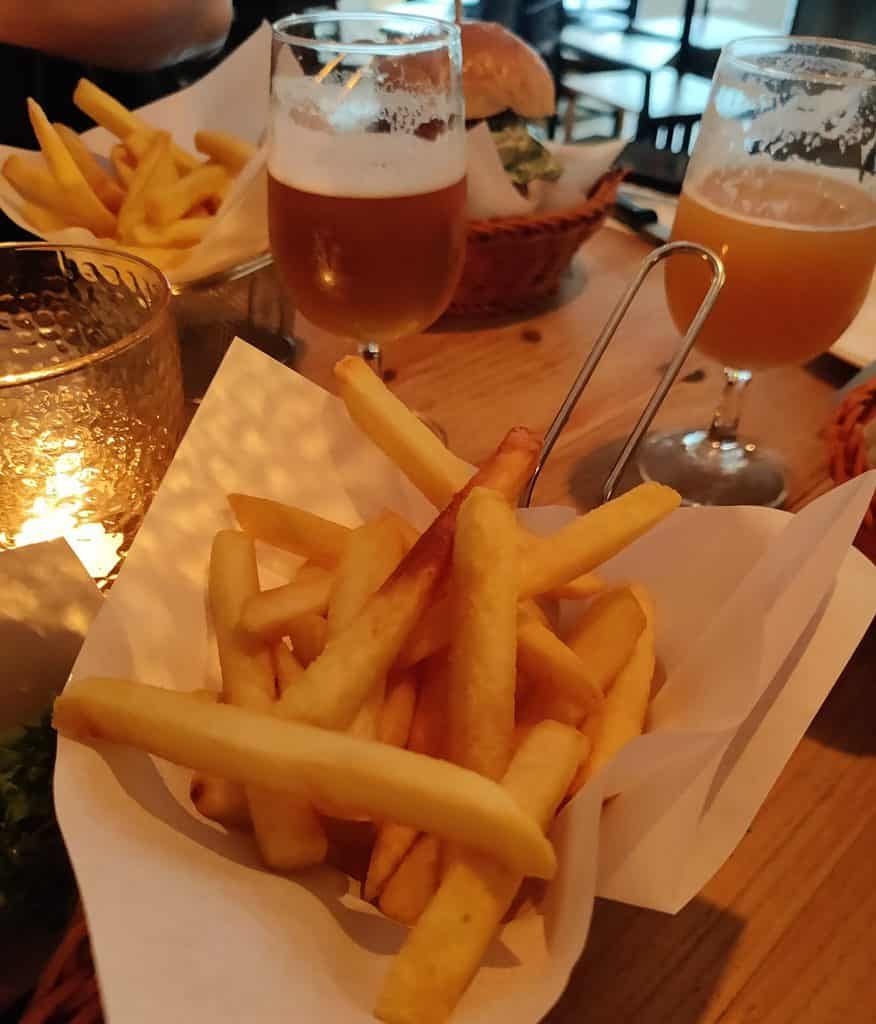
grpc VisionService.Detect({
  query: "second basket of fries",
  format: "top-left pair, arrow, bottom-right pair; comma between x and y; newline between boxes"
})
0,27 -> 269,284
48,335 -> 876,1024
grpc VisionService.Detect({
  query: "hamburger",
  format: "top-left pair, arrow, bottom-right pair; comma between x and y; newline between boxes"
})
460,20 -> 562,191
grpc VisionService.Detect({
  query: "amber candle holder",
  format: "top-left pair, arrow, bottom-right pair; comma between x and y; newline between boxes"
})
0,244 -> 184,583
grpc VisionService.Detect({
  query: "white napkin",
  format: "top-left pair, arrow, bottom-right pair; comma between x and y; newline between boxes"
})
56,340 -> 876,1023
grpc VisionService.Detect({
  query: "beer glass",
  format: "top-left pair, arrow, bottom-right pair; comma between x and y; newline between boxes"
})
269,12 -> 467,369
639,37 -> 876,507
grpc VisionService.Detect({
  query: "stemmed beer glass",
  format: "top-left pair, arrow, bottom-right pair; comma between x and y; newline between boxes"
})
639,37 -> 876,507
268,12 -> 467,372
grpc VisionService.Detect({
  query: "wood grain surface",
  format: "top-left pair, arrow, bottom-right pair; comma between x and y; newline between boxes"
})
182,224 -> 875,1024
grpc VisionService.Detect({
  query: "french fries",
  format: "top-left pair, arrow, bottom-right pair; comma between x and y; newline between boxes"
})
375,721 -> 585,1024
447,487 -> 518,780
52,354 -> 685,1023
228,493 -> 351,564
54,677 -> 557,880
210,530 -> 327,869
275,428 -> 540,731
195,129 -> 258,173
334,356 -> 473,508
1,79 -> 256,271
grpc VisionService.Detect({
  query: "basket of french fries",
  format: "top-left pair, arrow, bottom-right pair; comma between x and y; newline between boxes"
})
0,27 -> 269,285
34,341 -> 876,1024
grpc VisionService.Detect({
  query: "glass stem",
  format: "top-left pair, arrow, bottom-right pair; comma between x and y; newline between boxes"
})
358,341 -> 383,376
707,367 -> 752,445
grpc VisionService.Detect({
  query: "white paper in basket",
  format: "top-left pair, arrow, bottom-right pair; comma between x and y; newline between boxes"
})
55,340 -> 876,1023
0,24 -> 271,285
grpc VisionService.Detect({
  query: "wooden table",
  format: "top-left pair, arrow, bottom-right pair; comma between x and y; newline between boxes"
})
287,225 -> 875,1024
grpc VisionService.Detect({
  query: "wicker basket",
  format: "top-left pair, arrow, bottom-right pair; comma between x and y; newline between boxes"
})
21,905 -> 100,1024
827,378 -> 876,563
447,168 -> 624,317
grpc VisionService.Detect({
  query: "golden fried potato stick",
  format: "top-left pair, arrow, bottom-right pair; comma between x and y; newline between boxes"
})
20,200 -> 70,233
329,515 -> 407,740
276,428 -> 541,732
72,78 -> 199,171
209,530 -> 327,870
228,493 -> 351,565
190,773 -> 251,830
379,835 -> 442,925
25,99 -> 116,236
570,585 -> 655,795
545,572 -> 604,601
146,163 -> 230,226
364,659 -> 447,902
377,670 -> 418,747
519,483 -> 680,598
397,484 -> 676,668
447,487 -> 518,780
117,131 -> 171,241
3,155 -> 63,208
272,641 -> 303,695
515,610 -> 603,721
194,129 -> 257,173
239,567 -> 334,642
375,720 -> 584,1024
334,355 -> 472,509
53,123 -> 125,213
53,678 -> 557,880
285,612 -> 328,666
129,216 -> 211,249
109,145 -> 135,186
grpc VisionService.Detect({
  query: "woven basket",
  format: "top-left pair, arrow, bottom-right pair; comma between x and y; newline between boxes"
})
447,168 -> 624,317
21,905 -> 101,1024
827,378 -> 876,563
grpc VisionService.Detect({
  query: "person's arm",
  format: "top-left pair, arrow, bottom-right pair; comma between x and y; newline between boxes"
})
0,0 -> 233,71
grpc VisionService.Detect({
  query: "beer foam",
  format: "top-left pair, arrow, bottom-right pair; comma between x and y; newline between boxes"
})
269,79 -> 465,198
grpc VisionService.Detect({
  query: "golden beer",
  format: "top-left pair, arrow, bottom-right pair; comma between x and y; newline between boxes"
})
269,175 -> 466,342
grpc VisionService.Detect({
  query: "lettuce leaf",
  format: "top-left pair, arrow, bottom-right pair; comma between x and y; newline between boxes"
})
489,119 -> 563,187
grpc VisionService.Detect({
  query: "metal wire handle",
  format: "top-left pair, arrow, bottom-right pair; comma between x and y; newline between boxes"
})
520,241 -> 726,508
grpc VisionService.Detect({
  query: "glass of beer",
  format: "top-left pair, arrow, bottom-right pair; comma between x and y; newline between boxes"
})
269,12 -> 467,370
639,37 -> 876,507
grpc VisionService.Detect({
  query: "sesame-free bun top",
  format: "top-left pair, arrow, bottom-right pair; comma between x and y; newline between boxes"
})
461,21 -> 556,121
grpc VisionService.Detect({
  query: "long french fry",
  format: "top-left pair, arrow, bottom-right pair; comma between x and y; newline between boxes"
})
334,355 -> 473,508
447,487 -> 518,780
54,678 -> 557,880
146,164 -> 230,227
364,660 -> 447,902
228,493 -> 351,565
519,483 -> 680,597
26,99 -> 116,237
276,428 -> 540,731
210,530 -> 327,870
375,720 -> 584,1024
239,567 -> 334,641
73,78 -> 199,171
329,515 -> 407,740
194,129 -> 257,173
379,835 -> 442,925
109,145 -> 135,187
285,612 -> 328,665
53,123 -> 125,213
20,200 -> 71,233
129,217 -> 211,249
377,670 -> 417,747
116,131 -> 171,241
570,585 -> 655,794
515,611 -> 603,721
272,641 -> 303,695
545,572 -> 604,601
190,773 -> 251,830
522,586 -> 646,725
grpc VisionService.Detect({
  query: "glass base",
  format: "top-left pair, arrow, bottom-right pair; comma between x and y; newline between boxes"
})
638,430 -> 787,508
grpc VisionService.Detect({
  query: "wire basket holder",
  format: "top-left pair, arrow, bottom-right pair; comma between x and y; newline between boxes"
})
521,241 -> 726,508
